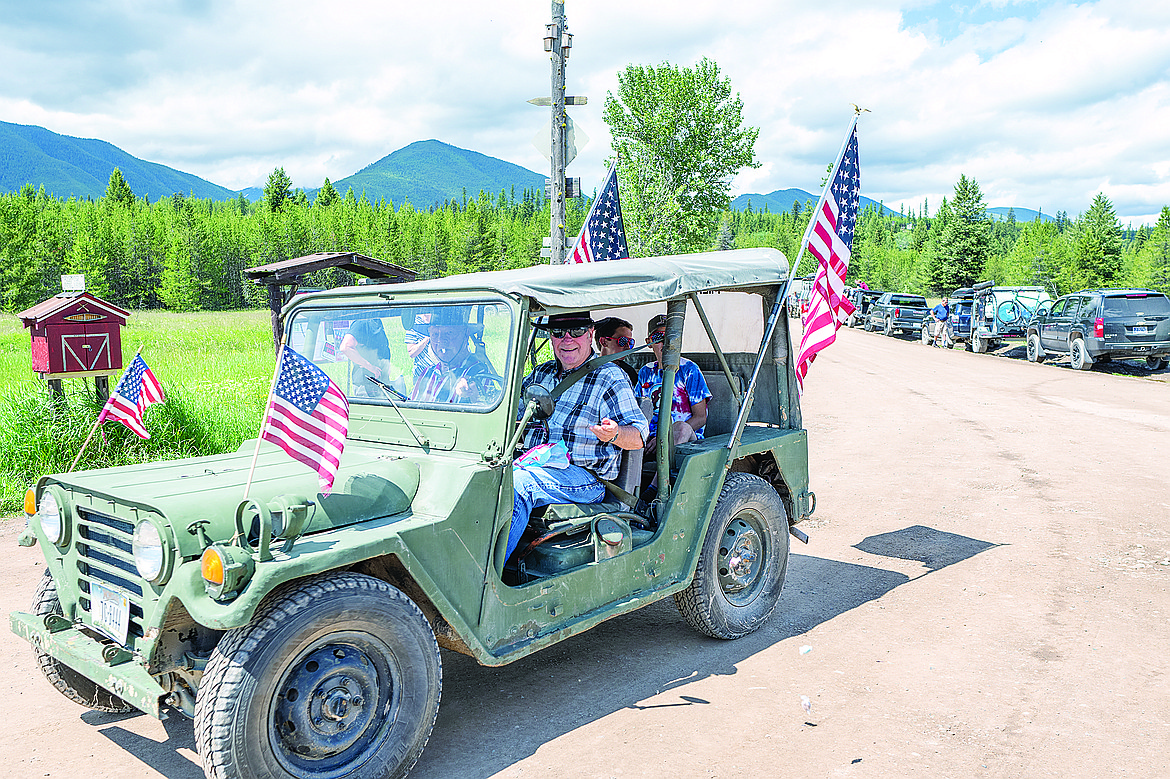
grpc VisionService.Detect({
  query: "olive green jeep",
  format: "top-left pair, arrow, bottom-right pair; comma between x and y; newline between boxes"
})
12,248 -> 815,779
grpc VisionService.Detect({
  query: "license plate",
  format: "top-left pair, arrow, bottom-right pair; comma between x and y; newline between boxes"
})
90,582 -> 130,645
1131,326 -> 1148,334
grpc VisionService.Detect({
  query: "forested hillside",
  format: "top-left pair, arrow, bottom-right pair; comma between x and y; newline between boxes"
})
1,173 -> 1166,316
0,120 -> 236,201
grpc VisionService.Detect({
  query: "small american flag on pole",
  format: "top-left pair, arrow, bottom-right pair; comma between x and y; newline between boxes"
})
98,354 -> 165,438
795,122 -> 861,395
570,162 -> 629,263
261,346 -> 350,495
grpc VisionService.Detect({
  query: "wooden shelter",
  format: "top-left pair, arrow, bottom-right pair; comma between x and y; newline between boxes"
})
244,252 -> 417,350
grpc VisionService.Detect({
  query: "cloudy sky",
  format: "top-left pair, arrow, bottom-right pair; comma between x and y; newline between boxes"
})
2,0 -> 1168,223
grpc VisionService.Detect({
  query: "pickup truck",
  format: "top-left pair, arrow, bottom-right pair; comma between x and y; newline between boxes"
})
864,292 -> 929,336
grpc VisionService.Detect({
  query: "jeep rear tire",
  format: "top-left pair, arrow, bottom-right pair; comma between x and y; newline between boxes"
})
31,571 -> 135,714
1026,333 -> 1045,363
195,573 -> 441,779
675,473 -> 790,639
1070,337 -> 1092,370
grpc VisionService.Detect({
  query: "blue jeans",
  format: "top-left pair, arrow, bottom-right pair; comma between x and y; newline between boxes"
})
509,463 -> 606,558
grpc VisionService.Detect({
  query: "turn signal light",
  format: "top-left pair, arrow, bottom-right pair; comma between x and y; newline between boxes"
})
200,544 -> 255,601
24,487 -> 36,516
201,547 -> 225,585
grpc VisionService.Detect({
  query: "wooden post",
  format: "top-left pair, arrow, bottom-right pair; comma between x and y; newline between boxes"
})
267,282 -> 283,354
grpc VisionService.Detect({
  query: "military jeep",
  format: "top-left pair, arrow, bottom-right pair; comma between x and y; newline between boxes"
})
12,248 -> 815,779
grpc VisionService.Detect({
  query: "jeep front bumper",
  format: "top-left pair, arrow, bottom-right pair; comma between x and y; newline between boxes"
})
10,610 -> 166,717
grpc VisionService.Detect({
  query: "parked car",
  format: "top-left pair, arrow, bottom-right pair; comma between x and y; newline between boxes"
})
1026,289 -> 1170,370
865,292 -> 929,336
845,287 -> 883,328
967,283 -> 1052,353
12,249 -> 815,779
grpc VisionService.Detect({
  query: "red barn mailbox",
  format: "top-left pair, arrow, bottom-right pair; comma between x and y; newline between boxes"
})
17,291 -> 129,398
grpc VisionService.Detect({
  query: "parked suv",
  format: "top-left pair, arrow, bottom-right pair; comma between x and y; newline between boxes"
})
12,249 -> 814,779
1026,289 -> 1170,370
845,287 -> 883,328
865,292 -> 929,336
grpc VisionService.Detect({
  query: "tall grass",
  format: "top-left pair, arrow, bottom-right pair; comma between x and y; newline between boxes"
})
0,311 -> 275,514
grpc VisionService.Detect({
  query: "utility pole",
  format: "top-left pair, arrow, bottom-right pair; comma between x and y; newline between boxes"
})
547,0 -> 568,264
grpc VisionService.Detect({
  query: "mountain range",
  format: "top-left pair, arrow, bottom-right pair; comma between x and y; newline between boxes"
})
2,119 -> 1053,221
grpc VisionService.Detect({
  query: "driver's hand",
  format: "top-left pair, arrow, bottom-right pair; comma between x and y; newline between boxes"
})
454,378 -> 478,401
590,417 -> 619,443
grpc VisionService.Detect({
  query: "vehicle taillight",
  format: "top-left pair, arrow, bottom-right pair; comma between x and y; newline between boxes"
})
1094,317 -> 1104,338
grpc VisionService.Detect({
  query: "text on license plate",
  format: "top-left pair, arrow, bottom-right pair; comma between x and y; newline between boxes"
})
1131,326 -> 1148,334
90,582 -> 130,645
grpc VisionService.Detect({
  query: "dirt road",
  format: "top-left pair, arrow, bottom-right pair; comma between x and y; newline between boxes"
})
2,325 -> 1167,779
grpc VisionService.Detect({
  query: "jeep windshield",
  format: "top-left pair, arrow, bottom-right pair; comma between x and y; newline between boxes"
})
286,301 -> 512,411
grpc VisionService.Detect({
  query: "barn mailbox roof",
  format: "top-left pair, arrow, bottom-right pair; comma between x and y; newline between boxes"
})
244,252 -> 417,285
17,291 -> 130,328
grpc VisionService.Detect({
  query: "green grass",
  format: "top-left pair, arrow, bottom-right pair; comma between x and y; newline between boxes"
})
0,310 -> 275,513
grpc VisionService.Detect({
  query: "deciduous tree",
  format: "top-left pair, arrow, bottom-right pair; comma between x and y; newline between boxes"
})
603,58 -> 758,255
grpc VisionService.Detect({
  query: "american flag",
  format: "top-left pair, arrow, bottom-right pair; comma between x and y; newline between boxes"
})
261,346 -> 350,495
98,354 -> 165,438
795,123 -> 861,395
569,162 -> 629,263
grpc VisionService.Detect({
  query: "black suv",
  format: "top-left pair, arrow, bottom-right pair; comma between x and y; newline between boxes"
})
1026,289 -> 1170,370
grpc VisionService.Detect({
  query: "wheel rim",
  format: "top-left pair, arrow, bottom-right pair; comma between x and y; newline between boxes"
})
717,513 -> 767,606
270,633 -> 399,778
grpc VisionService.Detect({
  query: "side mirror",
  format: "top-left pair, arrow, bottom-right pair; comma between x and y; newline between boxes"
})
524,385 -> 554,419
1036,303 -> 1051,316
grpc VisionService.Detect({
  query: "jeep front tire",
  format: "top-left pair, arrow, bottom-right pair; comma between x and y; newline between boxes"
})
195,572 -> 441,779
675,473 -> 790,639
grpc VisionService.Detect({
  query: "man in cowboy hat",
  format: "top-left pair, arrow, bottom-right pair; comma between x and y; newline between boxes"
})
410,305 -> 500,404
508,312 -> 648,559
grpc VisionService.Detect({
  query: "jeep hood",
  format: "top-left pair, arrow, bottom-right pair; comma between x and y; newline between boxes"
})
44,440 -> 420,553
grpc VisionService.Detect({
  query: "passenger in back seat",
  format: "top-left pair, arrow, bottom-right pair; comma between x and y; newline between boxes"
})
509,312 -> 648,560
637,314 -> 712,455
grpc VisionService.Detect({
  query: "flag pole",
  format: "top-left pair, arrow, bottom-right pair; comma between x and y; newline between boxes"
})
728,110 -> 862,450
241,333 -> 290,503
67,345 -> 143,473
781,110 -> 862,303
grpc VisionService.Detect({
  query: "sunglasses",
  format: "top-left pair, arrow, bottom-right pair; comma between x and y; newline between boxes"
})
648,329 -> 666,345
549,327 -> 591,339
605,335 -> 636,350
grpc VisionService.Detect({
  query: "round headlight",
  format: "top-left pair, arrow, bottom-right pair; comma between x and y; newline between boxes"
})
133,521 -> 167,583
38,491 -> 63,545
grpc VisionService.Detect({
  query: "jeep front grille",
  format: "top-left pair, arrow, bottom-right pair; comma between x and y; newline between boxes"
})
75,507 -> 148,641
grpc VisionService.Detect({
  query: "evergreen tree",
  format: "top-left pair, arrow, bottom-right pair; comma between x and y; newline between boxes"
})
1071,192 -> 1123,288
932,176 -> 990,290
315,177 -> 340,208
264,167 -> 293,212
105,168 -> 135,207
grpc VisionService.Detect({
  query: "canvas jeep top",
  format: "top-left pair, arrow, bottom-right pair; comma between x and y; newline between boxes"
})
13,247 -> 814,779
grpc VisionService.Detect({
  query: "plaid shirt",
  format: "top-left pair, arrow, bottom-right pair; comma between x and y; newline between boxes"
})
520,356 -> 648,480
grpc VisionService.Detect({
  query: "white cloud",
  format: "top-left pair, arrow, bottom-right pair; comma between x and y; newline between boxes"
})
0,0 -> 1167,222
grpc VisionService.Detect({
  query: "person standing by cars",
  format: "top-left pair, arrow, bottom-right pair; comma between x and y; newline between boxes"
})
930,298 -> 951,348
